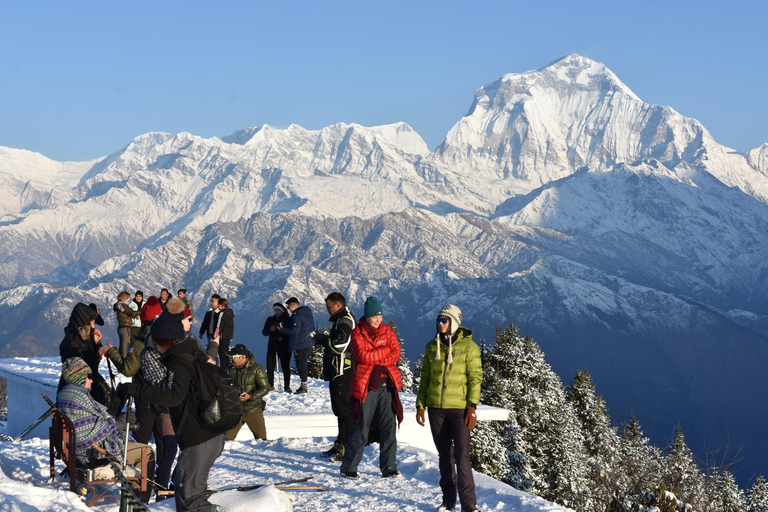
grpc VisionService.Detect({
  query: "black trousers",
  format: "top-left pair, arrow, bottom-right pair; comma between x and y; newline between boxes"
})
294,347 -> 312,383
266,346 -> 291,389
217,338 -> 232,368
428,408 -> 477,509
330,372 -> 353,446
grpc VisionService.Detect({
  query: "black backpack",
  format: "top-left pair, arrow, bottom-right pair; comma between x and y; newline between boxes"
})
192,359 -> 243,433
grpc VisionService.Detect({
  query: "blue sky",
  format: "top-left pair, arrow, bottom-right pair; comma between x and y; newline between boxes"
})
1,1 -> 766,162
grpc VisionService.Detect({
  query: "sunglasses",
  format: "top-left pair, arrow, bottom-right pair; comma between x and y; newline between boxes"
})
436,317 -> 450,325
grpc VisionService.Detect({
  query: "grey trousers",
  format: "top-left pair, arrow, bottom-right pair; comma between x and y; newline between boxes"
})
341,385 -> 398,475
117,326 -> 132,358
173,434 -> 225,511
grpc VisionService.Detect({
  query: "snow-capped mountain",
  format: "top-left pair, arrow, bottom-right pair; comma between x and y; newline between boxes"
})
1,54 -> 767,483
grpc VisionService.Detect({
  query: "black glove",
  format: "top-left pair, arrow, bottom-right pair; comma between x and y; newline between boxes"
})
116,382 -> 140,400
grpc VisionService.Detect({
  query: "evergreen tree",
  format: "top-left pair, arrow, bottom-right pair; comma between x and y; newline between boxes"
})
617,414 -> 662,510
389,319 -> 414,392
708,469 -> 747,512
747,475 -> 768,512
411,353 -> 424,393
566,370 -> 622,511
479,324 -> 590,510
307,344 -> 324,380
662,425 -> 705,510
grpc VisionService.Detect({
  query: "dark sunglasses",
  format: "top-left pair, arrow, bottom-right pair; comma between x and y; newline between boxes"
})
436,317 -> 449,325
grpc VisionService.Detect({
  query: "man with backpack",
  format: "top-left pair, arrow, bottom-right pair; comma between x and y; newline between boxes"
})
117,298 -> 237,512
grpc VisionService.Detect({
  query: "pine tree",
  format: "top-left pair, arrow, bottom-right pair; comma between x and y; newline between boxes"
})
662,425 -> 705,509
747,475 -> 768,512
708,469 -> 747,512
389,319 -> 414,392
479,324 -> 590,510
566,370 -> 622,511
617,414 -> 662,510
411,353 -> 424,394
307,344 -> 324,380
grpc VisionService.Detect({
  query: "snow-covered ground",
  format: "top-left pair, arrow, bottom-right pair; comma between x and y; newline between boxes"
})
0,356 -> 570,511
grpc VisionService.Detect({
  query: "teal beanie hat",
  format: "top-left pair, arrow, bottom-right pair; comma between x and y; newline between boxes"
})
364,296 -> 383,318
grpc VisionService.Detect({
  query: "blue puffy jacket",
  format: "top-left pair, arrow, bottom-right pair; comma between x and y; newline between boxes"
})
281,305 -> 315,350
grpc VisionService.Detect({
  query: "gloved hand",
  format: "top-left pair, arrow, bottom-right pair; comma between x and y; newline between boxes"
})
464,405 -> 477,430
116,382 -> 140,400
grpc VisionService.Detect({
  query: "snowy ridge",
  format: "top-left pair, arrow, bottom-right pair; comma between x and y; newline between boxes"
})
0,356 -> 569,512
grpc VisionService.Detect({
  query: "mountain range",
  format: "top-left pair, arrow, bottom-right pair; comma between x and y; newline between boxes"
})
1,53 -> 767,484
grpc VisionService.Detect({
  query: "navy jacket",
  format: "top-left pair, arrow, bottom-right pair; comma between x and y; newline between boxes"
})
281,305 -> 315,351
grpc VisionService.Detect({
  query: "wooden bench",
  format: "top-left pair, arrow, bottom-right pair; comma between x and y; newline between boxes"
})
46,395 -> 152,506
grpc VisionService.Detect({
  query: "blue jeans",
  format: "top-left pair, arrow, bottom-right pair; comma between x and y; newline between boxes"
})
341,386 -> 398,475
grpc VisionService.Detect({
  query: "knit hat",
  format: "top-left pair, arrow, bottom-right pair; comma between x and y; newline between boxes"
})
436,304 -> 462,365
69,303 -> 98,330
150,298 -> 187,340
364,296 -> 383,318
62,357 -> 90,386
438,304 -> 462,335
273,302 -> 288,315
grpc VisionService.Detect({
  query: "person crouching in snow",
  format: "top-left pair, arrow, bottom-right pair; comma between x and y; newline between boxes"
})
416,304 -> 482,512
116,298 -> 225,512
225,344 -> 270,441
56,357 -> 155,479
340,296 -> 403,479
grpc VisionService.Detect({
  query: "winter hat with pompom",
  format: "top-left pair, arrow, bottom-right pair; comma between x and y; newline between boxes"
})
150,298 -> 187,340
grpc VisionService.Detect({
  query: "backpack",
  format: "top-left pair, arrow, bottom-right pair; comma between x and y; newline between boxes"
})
192,359 -> 243,433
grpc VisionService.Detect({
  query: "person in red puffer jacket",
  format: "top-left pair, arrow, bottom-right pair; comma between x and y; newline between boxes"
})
340,296 -> 403,480
138,296 -> 163,342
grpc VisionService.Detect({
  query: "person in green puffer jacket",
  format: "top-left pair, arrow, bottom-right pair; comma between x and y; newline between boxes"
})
225,344 -> 270,441
416,304 -> 482,512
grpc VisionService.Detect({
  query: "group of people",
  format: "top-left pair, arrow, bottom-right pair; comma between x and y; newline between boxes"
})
55,286 -> 483,512
260,294 -> 482,512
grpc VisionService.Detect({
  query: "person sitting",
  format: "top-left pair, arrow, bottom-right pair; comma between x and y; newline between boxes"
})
225,344 -> 270,441
56,357 -> 154,480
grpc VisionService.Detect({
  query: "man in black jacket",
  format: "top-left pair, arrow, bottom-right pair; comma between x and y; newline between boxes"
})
198,294 -> 221,343
118,298 -> 224,512
262,302 -> 291,391
314,292 -> 356,461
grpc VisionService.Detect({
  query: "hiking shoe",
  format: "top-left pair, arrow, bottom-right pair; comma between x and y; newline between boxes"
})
461,506 -> 480,512
321,445 -> 338,458
293,383 -> 308,394
436,504 -> 456,511
382,470 -> 401,478
268,386 -> 275,391
341,469 -> 359,480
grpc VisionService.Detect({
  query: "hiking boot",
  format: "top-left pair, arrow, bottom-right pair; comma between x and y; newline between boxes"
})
340,469 -> 359,480
322,441 -> 345,460
382,470 -> 401,478
436,504 -> 456,511
321,445 -> 338,458
293,383 -> 308,394
461,506 -> 480,512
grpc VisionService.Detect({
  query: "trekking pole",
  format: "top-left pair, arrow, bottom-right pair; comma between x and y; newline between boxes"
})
123,396 -> 133,471
107,358 -> 117,391
275,352 -> 282,391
